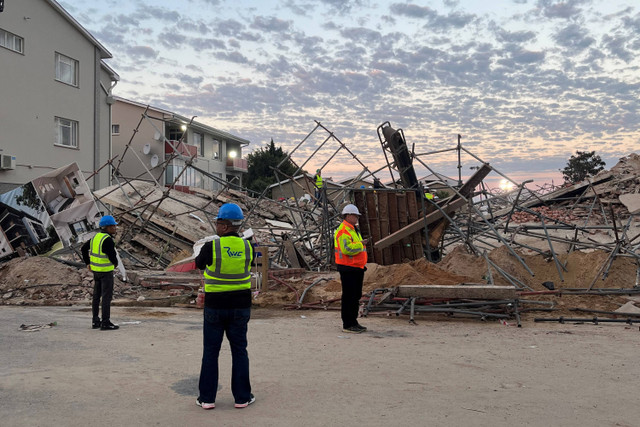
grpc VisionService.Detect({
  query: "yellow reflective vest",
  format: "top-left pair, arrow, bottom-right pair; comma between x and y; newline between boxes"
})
203,236 -> 253,293
89,232 -> 115,272
315,174 -> 323,189
334,220 -> 367,269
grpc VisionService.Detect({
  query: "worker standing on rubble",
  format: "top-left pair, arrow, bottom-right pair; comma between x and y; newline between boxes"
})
195,203 -> 255,410
313,169 -> 324,202
81,215 -> 119,331
424,187 -> 434,200
334,204 -> 368,333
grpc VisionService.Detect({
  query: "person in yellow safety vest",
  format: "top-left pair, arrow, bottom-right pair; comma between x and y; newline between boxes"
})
195,203 -> 255,410
81,215 -> 120,330
334,204 -> 368,334
424,187 -> 434,200
313,169 -> 324,201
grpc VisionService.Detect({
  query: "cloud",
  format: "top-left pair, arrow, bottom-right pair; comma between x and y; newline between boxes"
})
389,3 -> 433,18
535,0 -> 588,19
158,31 -> 188,49
553,23 -> 595,52
339,27 -> 382,45
174,73 -> 204,86
145,6 -> 182,22
601,34 -> 633,62
125,45 -> 158,59
320,0 -> 365,14
251,16 -> 292,33
217,51 -> 251,64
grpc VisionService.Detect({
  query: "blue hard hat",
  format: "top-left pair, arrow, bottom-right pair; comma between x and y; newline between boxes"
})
99,215 -> 118,227
217,203 -> 244,222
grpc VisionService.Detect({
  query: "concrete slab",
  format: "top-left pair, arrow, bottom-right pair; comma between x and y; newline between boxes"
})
619,193 -> 640,214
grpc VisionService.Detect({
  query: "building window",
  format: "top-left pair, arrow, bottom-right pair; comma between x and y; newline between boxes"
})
55,117 -> 78,148
55,52 -> 79,86
168,128 -> 183,141
193,132 -> 203,156
212,140 -> 220,160
112,124 -> 120,135
0,28 -> 23,54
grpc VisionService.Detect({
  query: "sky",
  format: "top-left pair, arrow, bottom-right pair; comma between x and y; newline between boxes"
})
59,0 -> 640,188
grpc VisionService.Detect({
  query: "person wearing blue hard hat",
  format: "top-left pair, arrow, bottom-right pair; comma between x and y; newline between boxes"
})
81,214 -> 120,330
195,203 -> 255,410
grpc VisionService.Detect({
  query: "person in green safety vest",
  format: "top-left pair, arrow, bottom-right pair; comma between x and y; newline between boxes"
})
424,187 -> 434,201
195,203 -> 256,410
313,169 -> 324,201
81,215 -> 120,330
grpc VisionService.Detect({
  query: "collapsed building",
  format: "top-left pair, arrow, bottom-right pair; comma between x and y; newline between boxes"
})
1,116 -> 639,326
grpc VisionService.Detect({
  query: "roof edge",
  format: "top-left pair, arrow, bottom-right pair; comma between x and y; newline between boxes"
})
46,0 -> 112,59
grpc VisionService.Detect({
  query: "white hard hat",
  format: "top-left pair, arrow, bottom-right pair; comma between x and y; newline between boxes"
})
341,204 -> 361,215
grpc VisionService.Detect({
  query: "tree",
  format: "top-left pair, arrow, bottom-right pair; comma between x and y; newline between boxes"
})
245,139 -> 299,195
561,151 -> 605,184
14,183 -> 46,213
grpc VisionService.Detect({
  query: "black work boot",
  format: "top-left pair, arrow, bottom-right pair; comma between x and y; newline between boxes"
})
92,318 -> 101,329
100,321 -> 119,331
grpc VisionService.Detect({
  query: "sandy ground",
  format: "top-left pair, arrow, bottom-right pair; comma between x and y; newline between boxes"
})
1,305 -> 639,427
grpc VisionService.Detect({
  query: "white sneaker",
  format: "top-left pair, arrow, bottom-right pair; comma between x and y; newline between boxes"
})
234,394 -> 256,408
196,398 -> 215,409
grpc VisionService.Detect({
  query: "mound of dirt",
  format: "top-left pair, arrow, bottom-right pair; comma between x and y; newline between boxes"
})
0,256 -> 83,288
439,245 -> 639,291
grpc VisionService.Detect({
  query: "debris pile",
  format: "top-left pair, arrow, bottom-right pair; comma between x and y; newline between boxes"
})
1,115 -> 639,326
509,206 -> 579,224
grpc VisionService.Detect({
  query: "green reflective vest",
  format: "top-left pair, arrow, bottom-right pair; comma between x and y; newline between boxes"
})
203,236 -> 253,293
315,174 -> 323,189
89,232 -> 115,272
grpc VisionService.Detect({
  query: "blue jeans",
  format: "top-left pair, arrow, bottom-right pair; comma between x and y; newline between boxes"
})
198,307 -> 251,404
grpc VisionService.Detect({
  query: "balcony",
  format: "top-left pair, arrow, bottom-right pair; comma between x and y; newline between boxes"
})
165,140 -> 198,157
226,157 -> 248,173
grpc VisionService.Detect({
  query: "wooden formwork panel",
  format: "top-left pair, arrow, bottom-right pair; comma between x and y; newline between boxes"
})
353,191 -> 371,260
396,193 -> 414,262
405,191 -> 424,260
387,193 -> 403,264
365,192 -> 383,264
377,191 -> 392,265
351,189 -> 434,265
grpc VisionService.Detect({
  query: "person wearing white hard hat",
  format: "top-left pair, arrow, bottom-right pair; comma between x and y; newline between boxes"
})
334,204 -> 368,333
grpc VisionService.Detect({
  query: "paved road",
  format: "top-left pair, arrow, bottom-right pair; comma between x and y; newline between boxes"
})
1,305 -> 638,427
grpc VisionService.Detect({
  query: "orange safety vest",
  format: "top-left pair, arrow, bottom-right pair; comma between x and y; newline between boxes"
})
334,220 -> 367,269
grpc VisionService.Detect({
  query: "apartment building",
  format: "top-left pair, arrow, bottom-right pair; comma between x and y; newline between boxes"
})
0,0 -> 119,193
112,97 -> 249,191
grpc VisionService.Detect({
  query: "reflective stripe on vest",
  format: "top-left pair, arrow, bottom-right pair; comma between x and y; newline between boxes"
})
315,175 -> 323,189
89,232 -> 114,272
333,220 -> 367,268
203,236 -> 253,293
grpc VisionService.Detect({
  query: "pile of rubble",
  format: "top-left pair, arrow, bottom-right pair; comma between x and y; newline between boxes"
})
1,151 -> 639,326
509,206 -> 579,224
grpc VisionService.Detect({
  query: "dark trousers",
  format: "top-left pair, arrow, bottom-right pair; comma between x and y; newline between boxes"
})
92,271 -> 114,323
198,307 -> 251,404
339,267 -> 364,328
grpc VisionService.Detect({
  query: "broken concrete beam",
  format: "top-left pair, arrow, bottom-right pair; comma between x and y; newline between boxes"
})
395,284 -> 517,300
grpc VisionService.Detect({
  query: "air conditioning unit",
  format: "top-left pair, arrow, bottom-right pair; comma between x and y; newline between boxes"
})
0,154 -> 16,170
